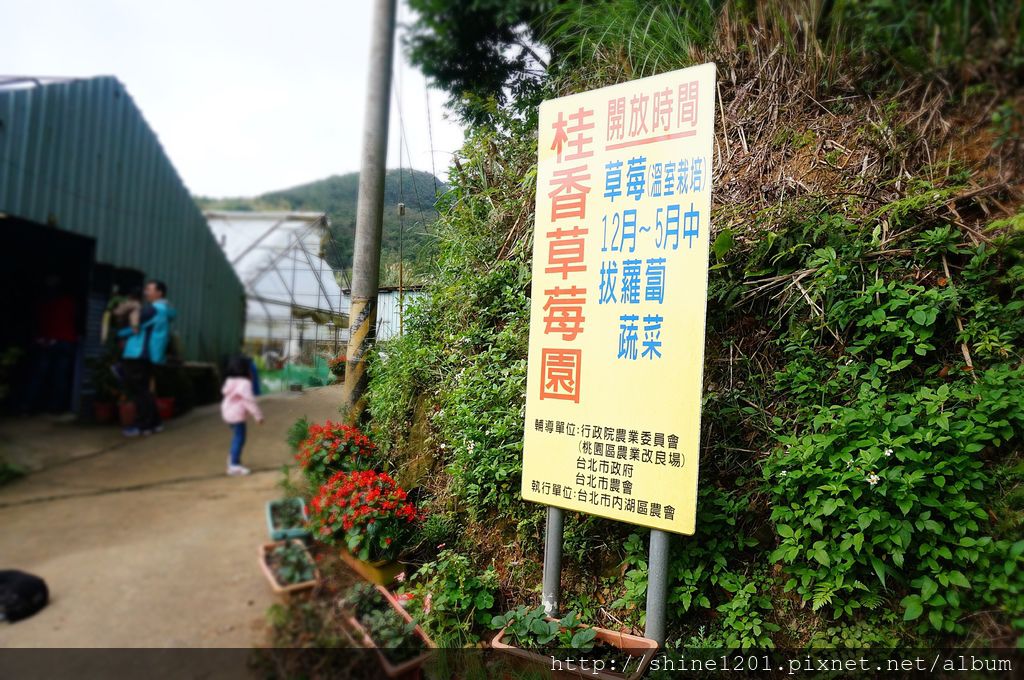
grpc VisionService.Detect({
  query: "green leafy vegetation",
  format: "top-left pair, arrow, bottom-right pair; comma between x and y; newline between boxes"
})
0,457 -> 25,486
358,608 -> 425,662
285,416 -> 310,453
342,583 -> 426,663
268,541 -> 316,585
361,0 -> 1024,650
491,606 -> 599,650
409,0 -> 1023,126
400,548 -> 501,647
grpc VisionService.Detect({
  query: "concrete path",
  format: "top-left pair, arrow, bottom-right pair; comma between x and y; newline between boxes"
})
0,385 -> 343,648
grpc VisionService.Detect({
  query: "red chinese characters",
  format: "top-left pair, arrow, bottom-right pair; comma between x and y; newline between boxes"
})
607,97 -> 625,142
542,286 -> 587,341
545,225 -> 588,279
548,165 -> 591,222
540,105 -> 594,403
550,107 -> 595,162
677,81 -> 698,127
605,78 -> 700,150
540,348 -> 582,403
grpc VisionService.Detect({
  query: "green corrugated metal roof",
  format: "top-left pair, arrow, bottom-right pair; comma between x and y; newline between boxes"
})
0,76 -> 244,362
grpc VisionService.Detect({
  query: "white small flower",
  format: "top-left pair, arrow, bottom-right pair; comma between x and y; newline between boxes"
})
779,470 -> 788,477
883,448 -> 893,457
866,473 -> 881,486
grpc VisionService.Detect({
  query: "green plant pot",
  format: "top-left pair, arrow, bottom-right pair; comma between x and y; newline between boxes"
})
265,498 -> 309,541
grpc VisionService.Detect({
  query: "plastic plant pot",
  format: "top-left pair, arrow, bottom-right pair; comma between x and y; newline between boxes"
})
339,548 -> 404,587
265,497 -> 310,541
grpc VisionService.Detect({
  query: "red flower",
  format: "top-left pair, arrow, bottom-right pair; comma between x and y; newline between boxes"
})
306,469 -> 422,561
295,422 -> 377,483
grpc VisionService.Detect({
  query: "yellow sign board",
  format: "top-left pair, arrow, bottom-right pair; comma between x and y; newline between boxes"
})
521,63 -> 716,535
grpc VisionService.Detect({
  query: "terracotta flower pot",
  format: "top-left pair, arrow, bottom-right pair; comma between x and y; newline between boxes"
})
258,540 -> 320,600
118,400 -> 136,427
344,584 -> 435,678
93,401 -> 116,424
155,397 -> 175,420
491,618 -> 659,680
339,547 -> 404,586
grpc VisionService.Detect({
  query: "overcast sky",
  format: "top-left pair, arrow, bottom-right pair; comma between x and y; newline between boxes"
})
1,0 -> 465,197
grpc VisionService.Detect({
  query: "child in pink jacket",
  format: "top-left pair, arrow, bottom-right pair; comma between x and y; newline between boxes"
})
221,355 -> 264,476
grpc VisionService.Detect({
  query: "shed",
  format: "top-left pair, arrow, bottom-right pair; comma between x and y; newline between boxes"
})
0,76 -> 245,416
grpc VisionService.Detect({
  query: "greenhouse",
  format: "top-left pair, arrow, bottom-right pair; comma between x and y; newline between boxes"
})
205,210 -> 348,390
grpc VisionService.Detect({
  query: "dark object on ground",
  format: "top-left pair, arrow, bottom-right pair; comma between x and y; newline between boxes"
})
0,570 -> 49,622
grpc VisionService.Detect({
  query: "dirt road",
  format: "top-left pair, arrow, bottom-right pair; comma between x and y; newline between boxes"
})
0,386 -> 342,648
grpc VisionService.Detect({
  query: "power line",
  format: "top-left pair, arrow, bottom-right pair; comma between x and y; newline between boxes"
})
424,84 -> 439,196
391,60 -> 432,219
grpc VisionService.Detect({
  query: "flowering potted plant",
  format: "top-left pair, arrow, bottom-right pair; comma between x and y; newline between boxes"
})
327,354 -> 347,380
307,470 -> 420,585
295,421 -> 378,487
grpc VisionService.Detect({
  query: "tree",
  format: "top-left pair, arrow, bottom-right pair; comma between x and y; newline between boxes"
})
405,0 -> 549,125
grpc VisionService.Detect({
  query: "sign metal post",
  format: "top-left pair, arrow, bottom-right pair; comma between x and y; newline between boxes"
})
644,528 -> 671,644
541,506 -> 564,615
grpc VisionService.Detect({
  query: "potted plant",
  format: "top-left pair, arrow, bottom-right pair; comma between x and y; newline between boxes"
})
307,470 -> 420,586
118,400 -> 137,428
155,396 -> 176,421
154,364 -> 195,417
328,354 -> 346,382
0,347 -> 24,405
295,420 -> 379,488
265,496 -> 309,541
396,547 -> 501,648
490,606 -> 658,680
258,539 -> 319,599
86,354 -> 120,424
341,582 -> 434,678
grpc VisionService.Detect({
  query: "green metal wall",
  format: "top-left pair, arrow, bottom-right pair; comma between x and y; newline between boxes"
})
0,77 -> 244,362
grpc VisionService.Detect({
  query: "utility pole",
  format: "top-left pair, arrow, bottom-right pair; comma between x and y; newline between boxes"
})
344,0 -> 397,417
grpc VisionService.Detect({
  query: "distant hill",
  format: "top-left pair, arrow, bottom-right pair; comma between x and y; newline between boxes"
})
196,169 -> 444,285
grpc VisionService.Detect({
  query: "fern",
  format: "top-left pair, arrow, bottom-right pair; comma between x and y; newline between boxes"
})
812,584 -> 835,612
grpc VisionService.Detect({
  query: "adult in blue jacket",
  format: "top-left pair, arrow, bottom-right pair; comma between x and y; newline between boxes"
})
120,280 -> 177,436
